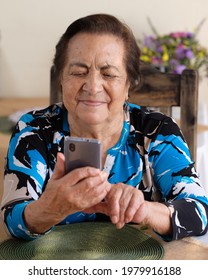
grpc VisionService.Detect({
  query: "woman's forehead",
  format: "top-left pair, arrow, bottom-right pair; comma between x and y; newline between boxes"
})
67,32 -> 124,50
66,33 -> 126,62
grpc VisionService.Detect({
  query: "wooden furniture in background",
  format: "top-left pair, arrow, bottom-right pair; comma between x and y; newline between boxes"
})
50,63 -> 199,161
129,63 -> 199,161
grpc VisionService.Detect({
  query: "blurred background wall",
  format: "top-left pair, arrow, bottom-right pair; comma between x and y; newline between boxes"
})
0,0 -> 208,108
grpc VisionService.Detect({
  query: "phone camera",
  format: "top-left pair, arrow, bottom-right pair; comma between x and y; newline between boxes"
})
69,143 -> 75,152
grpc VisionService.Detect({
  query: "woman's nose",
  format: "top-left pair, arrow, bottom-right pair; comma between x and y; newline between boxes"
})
82,72 -> 103,94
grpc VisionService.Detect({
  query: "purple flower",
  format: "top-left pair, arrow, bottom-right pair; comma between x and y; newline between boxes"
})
185,32 -> 193,39
169,59 -> 180,67
175,46 -> 186,59
143,36 -> 156,50
175,64 -> 187,74
157,46 -> 163,53
185,49 -> 194,59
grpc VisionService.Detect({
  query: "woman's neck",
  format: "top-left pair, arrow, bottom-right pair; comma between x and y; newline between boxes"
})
68,114 -> 124,156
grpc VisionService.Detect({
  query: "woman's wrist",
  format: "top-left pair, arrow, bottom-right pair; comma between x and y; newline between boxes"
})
23,199 -> 60,234
141,201 -> 172,236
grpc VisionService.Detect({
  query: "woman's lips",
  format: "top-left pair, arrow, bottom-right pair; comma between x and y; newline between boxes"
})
80,100 -> 106,106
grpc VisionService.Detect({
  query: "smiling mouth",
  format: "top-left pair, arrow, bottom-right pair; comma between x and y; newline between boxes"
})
79,100 -> 106,106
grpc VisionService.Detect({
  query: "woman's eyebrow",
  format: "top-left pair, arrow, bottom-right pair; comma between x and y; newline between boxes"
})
69,62 -> 88,68
101,64 -> 119,71
68,62 -> 120,72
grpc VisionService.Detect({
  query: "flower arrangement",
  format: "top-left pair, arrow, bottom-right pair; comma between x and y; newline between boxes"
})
138,18 -> 208,79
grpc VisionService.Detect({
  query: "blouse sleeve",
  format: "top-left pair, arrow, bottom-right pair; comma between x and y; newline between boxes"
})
1,112 -> 52,240
148,116 -> 208,240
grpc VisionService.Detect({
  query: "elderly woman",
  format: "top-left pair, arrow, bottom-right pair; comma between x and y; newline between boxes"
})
1,14 -> 208,241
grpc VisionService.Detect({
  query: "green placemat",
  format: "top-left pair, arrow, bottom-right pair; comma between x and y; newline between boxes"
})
0,116 -> 14,134
0,222 -> 164,260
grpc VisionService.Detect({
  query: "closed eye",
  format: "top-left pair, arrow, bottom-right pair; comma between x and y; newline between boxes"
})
101,64 -> 119,79
102,71 -> 118,79
68,63 -> 88,77
71,72 -> 87,76
102,73 -> 117,79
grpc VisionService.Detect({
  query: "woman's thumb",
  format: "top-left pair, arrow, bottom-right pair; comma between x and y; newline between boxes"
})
52,152 -> 65,180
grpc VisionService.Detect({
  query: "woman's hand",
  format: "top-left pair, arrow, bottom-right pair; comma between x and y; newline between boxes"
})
24,153 -> 111,234
85,183 -> 147,228
85,183 -> 172,236
105,183 -> 147,229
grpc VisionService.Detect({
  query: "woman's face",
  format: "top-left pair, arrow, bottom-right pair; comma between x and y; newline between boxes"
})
61,33 -> 130,126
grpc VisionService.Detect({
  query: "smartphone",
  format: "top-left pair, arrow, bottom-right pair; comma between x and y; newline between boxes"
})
64,136 -> 102,173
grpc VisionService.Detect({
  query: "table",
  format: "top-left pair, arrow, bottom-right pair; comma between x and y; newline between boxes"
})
0,221 -> 208,260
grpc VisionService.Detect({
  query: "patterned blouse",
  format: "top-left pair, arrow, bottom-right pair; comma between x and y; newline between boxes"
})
1,103 -> 208,241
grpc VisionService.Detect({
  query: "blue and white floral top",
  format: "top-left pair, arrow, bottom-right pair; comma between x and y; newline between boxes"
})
1,103 -> 208,241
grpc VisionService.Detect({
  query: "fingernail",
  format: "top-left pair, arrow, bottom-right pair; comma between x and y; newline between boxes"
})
111,215 -> 118,224
116,222 -> 125,229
